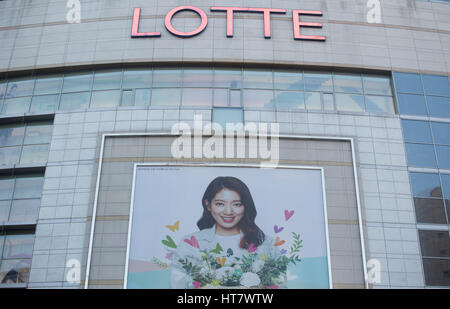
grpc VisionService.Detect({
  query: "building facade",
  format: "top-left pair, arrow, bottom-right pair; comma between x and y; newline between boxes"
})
0,0 -> 449,289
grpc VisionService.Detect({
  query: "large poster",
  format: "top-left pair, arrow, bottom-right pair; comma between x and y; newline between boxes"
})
126,165 -> 331,289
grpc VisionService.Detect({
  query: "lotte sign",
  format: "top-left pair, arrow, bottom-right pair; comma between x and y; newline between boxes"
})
132,6 -> 326,41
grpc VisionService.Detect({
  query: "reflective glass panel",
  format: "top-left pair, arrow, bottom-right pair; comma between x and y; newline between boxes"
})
182,88 -> 212,107
419,230 -> 450,258
410,172 -> 442,198
0,147 -> 21,167
24,123 -> 53,145
304,92 -> 321,110
62,72 -> 93,93
304,72 -> 333,92
6,79 -> 34,98
393,72 -> 423,94
414,198 -> 447,224
422,258 -> 450,286
229,90 -> 241,107
427,96 -> 450,119
19,145 -> 49,165
0,259 -> 31,284
335,93 -> 365,112
422,74 -> 450,97
2,235 -> 34,259
405,143 -> 437,168
151,88 -> 181,107
363,75 -> 392,95
90,90 -> 121,108
243,69 -> 273,89
365,95 -> 394,114
8,199 -> 40,223
397,93 -> 428,116
323,93 -> 334,111
134,89 -> 150,107
242,90 -> 274,109
436,145 -> 450,169
214,69 -> 242,88
275,91 -> 305,110
0,82 -> 6,100
0,125 -> 25,147
13,177 -> 43,199
121,90 -> 134,107
122,69 -> 152,89
0,178 -> 14,200
213,108 -> 243,128
274,71 -> 303,91
441,174 -> 450,198
30,95 -> 59,114
333,73 -> 363,93
59,92 -> 90,111
401,120 -> 433,143
431,122 -> 450,145
183,68 -> 214,87
92,71 -> 122,90
2,97 -> 31,115
33,75 -> 62,95
153,68 -> 182,87
0,200 -> 11,222
213,89 -> 228,107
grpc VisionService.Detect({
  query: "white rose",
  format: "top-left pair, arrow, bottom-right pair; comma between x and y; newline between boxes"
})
251,260 -> 265,273
216,267 -> 234,280
240,272 -> 261,288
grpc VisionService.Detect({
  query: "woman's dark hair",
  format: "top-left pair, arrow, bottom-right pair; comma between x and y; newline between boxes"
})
197,176 -> 265,249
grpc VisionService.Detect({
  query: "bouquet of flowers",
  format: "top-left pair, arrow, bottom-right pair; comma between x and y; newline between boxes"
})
177,232 -> 303,289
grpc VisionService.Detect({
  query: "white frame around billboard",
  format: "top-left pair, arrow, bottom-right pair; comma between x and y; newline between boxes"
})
84,133 -> 368,289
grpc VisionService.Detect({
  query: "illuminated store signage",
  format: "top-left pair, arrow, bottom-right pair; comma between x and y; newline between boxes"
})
131,6 -> 326,41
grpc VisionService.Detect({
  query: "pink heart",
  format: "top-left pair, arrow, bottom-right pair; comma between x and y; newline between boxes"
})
193,281 -> 201,289
284,210 -> 294,221
165,252 -> 173,260
274,225 -> 284,234
248,243 -> 258,253
184,236 -> 200,249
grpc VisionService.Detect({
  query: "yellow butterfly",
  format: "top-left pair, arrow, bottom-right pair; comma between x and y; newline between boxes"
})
165,221 -> 180,232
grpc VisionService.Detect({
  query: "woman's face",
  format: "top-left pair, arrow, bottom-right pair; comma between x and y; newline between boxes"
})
207,188 -> 245,233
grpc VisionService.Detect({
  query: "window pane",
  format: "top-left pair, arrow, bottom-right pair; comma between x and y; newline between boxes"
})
401,120 -> 433,143
365,95 -> 394,114
0,200 -> 11,222
393,72 -> 423,94
431,122 -> 450,145
0,178 -> 14,200
183,68 -> 214,87
0,236 -> 3,257
213,89 -> 228,107
2,235 -> 34,259
419,230 -> 450,258
122,69 -> 152,89
121,90 -> 134,107
363,75 -> 392,95
9,199 -> 40,223
0,82 -> 6,100
59,92 -> 90,111
92,71 -> 122,90
275,91 -> 305,110
63,72 -> 92,93
405,143 -> 437,168
90,90 -> 121,108
229,90 -> 241,107
13,177 -> 43,199
397,93 -> 427,116
135,89 -> 150,107
151,88 -> 181,107
213,108 -> 243,128
304,92 -> 321,110
441,174 -> 450,198
333,73 -> 363,93
323,93 -> 334,111
30,94 -> 59,114
0,125 -> 25,147
304,72 -> 333,92
6,78 -> 34,98
214,68 -> 242,88
410,172 -> 442,198
153,68 -> 182,87
243,69 -> 273,89
2,97 -> 31,115
427,96 -> 450,119
274,70 -> 303,91
0,259 -> 31,284
414,198 -> 447,224
422,258 -> 450,286
19,145 -> 49,165
24,123 -> 53,145
436,145 -> 450,169
182,88 -> 212,107
335,93 -> 365,112
33,75 -> 62,95
422,74 -> 450,97
242,89 -> 274,109
0,147 -> 21,167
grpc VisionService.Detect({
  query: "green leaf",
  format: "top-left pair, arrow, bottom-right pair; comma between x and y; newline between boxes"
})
227,248 -> 234,257
162,235 -> 177,249
210,243 -> 223,254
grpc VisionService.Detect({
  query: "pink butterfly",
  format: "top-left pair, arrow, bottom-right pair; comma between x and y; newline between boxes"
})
165,252 -> 173,260
184,236 -> 200,249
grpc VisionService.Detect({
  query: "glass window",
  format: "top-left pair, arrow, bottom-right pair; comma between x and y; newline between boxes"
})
33,75 -> 62,95
213,108 -> 243,128
8,199 -> 40,223
419,230 -> 450,258
153,68 -> 182,87
0,201 -> 11,222
0,236 -> 3,255
121,90 -> 134,107
422,258 -> 450,286
0,258 -> 31,284
30,94 -> 59,114
410,172 -> 442,198
304,92 -> 321,110
13,177 -> 43,199
405,143 -> 437,168
275,91 -> 305,110
214,68 -> 242,88
24,123 -> 53,145
422,74 -> 450,97
213,89 -> 228,107
2,234 -> 34,259
151,88 -> 181,107
414,198 -> 447,224
435,145 -> 450,169
134,89 -> 150,107
323,93 -> 334,111
333,73 -> 363,94
335,93 -> 365,112
90,90 -> 121,108
243,69 -> 273,89
183,68 -> 214,87
397,93 -> 428,116
0,178 -> 14,200
182,88 -> 212,107
62,72 -> 93,93
242,89 -> 274,109
427,96 -> 450,119
6,78 -> 34,98
365,95 -> 394,114
2,97 -> 31,115
59,92 -> 90,111
229,90 -> 241,107
304,72 -> 333,92
122,69 -> 152,89
401,120 -> 433,144
363,75 -> 392,96
431,122 -> 450,145
393,72 -> 423,94
441,174 -> 450,198
0,82 -> 6,100
0,147 -> 21,167
274,70 -> 303,91
19,145 -> 49,165
0,125 -> 25,147
92,71 -> 122,90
